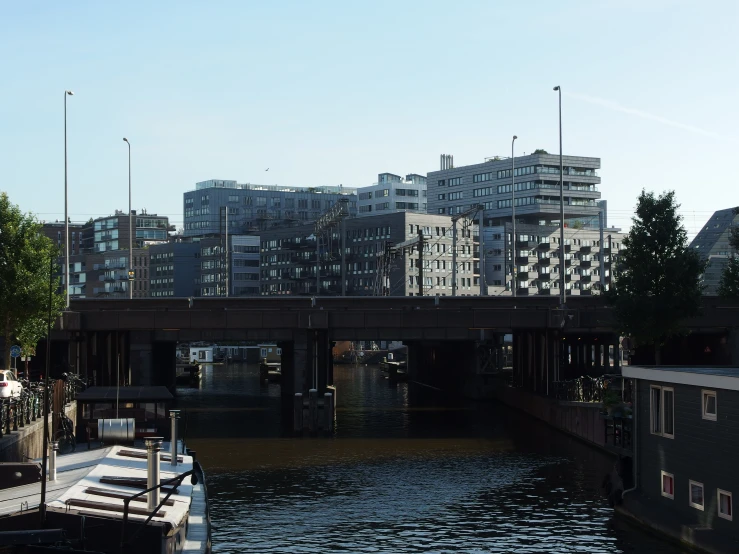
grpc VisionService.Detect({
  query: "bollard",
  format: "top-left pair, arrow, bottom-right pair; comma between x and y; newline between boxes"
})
169,410 -> 180,467
308,389 -> 318,433
49,441 -> 59,482
145,437 -> 163,512
324,393 -> 334,432
293,393 -> 303,432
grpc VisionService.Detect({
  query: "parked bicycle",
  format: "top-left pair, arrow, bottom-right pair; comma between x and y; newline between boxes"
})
54,410 -> 76,455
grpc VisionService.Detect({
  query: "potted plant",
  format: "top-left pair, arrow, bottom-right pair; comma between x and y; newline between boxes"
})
602,388 -> 622,416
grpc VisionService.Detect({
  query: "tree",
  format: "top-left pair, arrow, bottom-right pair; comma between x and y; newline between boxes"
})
0,193 -> 64,370
718,207 -> 739,298
533,149 -> 549,154
718,257 -> 739,299
606,190 -> 706,365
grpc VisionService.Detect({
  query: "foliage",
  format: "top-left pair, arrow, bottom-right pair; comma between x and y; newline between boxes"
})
0,193 -> 64,370
602,388 -> 621,408
571,220 -> 584,230
606,190 -> 706,365
718,257 -> 739,299
533,149 -> 549,154
730,207 -> 739,252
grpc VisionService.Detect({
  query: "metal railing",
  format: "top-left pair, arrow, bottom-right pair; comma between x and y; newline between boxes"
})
0,374 -> 86,440
551,374 -> 632,404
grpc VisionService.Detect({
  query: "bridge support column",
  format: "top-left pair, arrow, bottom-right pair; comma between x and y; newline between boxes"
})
129,331 -> 153,386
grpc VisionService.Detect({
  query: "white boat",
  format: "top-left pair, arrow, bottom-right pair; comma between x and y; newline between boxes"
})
0,439 -> 211,553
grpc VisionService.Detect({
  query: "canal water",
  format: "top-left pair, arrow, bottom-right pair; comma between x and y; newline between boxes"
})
177,363 -> 683,553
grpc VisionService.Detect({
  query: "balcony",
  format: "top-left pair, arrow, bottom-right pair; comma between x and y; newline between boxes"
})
580,259 -> 593,268
566,273 -> 580,281
517,271 -> 538,280
516,239 -> 537,249
580,274 -> 593,283
537,257 -> 552,266
516,254 -> 536,264
538,272 -> 553,281
538,241 -> 552,250
297,256 -> 317,265
580,244 -> 592,253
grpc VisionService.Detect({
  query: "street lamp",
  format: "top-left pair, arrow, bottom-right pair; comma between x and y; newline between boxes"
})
64,90 -> 74,308
123,138 -> 133,299
511,135 -> 518,298
553,86 -> 565,306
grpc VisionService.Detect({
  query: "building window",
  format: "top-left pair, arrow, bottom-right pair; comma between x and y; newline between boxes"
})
650,385 -> 674,438
689,481 -> 704,511
719,489 -> 733,521
661,471 -> 674,499
702,390 -> 717,421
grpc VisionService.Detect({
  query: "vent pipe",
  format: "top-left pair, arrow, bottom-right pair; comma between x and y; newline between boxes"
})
48,441 -> 58,482
146,437 -> 163,511
169,410 -> 180,467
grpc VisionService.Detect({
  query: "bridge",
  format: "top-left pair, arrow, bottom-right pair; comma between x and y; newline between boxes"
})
49,296 -> 739,402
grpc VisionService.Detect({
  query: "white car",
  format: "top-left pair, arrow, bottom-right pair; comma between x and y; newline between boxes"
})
0,371 -> 22,398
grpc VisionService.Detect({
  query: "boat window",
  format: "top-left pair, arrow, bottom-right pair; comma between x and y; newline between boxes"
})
93,403 -> 113,419
82,403 -> 91,419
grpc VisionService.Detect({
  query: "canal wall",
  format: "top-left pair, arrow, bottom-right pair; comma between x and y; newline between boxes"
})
468,376 -> 613,453
0,402 -> 76,462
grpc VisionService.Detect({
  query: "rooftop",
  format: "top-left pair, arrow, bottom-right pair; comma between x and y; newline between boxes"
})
194,179 -> 357,195
623,365 -> 739,390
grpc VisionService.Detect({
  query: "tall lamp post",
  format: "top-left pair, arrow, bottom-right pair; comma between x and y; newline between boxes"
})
553,86 -> 565,306
123,138 -> 133,299
511,135 -> 517,297
63,90 -> 74,308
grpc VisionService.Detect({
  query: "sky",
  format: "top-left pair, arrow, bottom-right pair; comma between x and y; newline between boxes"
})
1,0 -> 737,237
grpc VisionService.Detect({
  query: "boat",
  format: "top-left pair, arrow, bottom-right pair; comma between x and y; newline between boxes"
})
175,364 -> 202,387
259,361 -> 281,383
0,386 -> 211,553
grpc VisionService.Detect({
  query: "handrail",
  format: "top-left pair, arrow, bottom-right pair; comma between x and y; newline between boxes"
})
119,469 -> 196,553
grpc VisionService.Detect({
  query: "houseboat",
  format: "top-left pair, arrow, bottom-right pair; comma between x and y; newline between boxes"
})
0,386 -> 211,553
619,365 -> 739,553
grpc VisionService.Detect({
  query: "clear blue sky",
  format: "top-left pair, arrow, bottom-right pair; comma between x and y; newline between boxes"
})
2,0 -> 737,236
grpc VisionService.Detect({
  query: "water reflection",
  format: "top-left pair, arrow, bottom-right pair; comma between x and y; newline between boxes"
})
177,363 -> 683,553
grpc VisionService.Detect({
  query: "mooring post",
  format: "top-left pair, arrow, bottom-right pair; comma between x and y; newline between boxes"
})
293,393 -> 303,433
308,389 -> 318,432
324,392 -> 334,432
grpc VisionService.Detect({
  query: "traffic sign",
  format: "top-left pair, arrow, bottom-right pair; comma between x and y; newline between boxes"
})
9,345 -> 20,358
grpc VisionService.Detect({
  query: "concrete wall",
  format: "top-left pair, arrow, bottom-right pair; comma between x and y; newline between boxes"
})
0,402 -> 77,462
492,381 -> 609,450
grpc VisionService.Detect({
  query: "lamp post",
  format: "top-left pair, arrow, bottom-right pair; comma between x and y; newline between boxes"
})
123,138 -> 133,299
553,86 -> 565,306
63,90 -> 74,308
511,135 -> 517,297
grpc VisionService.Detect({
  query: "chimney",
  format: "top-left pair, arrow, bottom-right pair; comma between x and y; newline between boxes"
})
169,410 -> 180,467
146,437 -> 163,511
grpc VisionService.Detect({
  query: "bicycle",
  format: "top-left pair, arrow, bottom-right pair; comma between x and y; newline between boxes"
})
54,411 -> 76,455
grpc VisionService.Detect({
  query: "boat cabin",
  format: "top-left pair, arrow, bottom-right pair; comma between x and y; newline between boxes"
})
75,386 -> 174,441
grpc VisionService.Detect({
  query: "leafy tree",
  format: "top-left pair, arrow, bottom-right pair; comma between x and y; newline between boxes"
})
571,220 -> 584,230
717,207 -> 739,298
0,193 -> 64,370
533,149 -> 549,154
606,190 -> 706,365
718,257 -> 739,299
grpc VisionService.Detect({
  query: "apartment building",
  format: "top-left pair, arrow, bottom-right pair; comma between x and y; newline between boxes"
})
427,153 -> 601,227
259,212 -> 478,297
89,248 -> 150,298
483,222 -> 624,296
149,242 -> 200,298
357,173 -> 427,216
92,210 -> 169,253
183,179 -> 357,237
689,207 -> 739,295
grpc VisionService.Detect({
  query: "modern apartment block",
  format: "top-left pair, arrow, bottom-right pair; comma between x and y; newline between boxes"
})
689,207 -> 739,295
149,242 -> 200,298
427,153 -> 601,226
183,179 -> 358,237
357,173 -> 427,216
259,212 -> 478,297
92,210 -> 169,253
230,235 -> 260,296
40,221 -> 88,257
482,222 -> 624,296
89,248 -> 150,298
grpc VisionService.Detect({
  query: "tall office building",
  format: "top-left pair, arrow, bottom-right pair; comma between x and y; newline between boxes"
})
690,207 -> 739,295
357,173 -> 427,216
183,179 -> 357,237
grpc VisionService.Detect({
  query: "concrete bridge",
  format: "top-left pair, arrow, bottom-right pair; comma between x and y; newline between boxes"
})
48,296 -> 739,402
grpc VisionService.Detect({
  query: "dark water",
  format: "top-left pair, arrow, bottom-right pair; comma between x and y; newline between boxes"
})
176,363 -> 682,553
